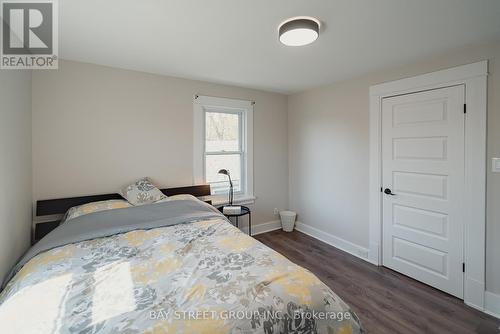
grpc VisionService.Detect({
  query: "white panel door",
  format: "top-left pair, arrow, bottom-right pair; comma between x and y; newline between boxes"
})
382,85 -> 465,298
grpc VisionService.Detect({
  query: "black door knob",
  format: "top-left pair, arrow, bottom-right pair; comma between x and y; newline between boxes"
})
384,188 -> 396,195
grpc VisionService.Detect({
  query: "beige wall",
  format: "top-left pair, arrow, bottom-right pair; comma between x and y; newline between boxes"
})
32,60 -> 288,226
0,71 -> 32,282
288,41 -> 500,294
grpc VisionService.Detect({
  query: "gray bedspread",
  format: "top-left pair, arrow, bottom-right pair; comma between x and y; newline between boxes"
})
2,199 -> 223,289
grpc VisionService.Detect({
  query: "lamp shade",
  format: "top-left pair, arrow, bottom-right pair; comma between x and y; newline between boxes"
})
218,169 -> 229,175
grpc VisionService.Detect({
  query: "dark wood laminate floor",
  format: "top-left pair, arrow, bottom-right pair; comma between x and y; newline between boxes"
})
255,230 -> 500,334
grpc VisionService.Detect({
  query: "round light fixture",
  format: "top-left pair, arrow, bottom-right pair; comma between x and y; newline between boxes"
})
278,16 -> 320,46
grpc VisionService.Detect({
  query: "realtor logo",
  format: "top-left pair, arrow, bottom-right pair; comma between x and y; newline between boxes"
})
1,0 -> 58,69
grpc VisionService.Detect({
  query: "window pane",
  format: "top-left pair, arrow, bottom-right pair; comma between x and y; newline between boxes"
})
205,112 -> 240,152
205,154 -> 242,193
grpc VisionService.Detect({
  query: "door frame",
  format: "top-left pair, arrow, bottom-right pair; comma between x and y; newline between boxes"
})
368,61 -> 488,310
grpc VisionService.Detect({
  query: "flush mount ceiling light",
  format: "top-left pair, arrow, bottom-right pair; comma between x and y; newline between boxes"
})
278,16 -> 320,46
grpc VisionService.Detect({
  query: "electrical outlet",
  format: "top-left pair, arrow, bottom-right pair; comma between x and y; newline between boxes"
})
273,208 -> 279,215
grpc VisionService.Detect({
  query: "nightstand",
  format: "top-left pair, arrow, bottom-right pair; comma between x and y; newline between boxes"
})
218,206 -> 251,235
33,220 -> 60,245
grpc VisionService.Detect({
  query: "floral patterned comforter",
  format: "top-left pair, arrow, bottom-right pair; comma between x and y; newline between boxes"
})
0,207 -> 362,333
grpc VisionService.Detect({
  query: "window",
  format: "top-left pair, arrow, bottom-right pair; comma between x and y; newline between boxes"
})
194,96 -> 254,202
205,111 -> 243,194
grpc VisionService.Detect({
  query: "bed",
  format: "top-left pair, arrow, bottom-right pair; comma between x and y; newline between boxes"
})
0,187 -> 362,334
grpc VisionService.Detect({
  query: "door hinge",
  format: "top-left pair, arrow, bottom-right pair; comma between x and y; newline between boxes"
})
462,262 -> 465,273
463,104 -> 467,114
380,187 -> 383,193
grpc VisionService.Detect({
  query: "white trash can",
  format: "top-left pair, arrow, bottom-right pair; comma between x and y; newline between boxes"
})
280,211 -> 297,232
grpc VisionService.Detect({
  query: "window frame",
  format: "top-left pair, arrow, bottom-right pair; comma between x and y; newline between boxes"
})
194,95 -> 254,204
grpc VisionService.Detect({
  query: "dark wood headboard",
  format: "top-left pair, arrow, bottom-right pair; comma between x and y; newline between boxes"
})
36,184 -> 212,216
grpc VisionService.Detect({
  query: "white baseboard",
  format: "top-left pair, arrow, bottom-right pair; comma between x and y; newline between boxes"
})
485,291 -> 500,319
294,221 -> 370,262
239,220 -> 282,236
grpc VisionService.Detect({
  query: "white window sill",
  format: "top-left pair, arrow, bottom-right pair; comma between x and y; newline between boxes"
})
208,195 -> 256,207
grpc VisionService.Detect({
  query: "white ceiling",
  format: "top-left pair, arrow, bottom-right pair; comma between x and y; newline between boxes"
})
60,0 -> 500,94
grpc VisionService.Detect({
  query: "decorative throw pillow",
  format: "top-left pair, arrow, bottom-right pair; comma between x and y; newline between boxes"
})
62,200 -> 131,223
119,177 -> 167,205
